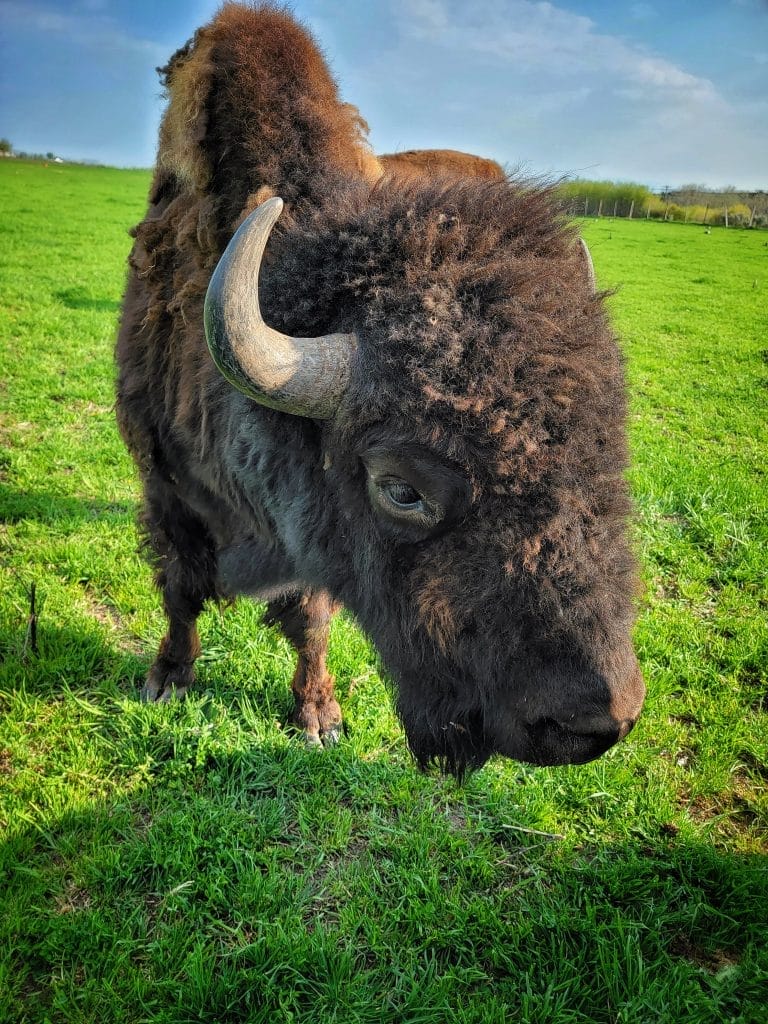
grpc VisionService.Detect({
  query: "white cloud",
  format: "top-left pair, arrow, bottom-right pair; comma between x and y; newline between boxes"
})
405,0 -> 450,34
2,1 -> 167,62
375,0 -> 768,186
392,0 -> 721,105
627,56 -> 716,101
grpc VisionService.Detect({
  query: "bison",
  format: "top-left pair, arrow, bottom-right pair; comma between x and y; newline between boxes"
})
378,149 -> 505,183
116,3 -> 645,774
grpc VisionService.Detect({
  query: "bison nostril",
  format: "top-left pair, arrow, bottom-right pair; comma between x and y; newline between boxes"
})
616,717 -> 636,741
557,714 -> 623,742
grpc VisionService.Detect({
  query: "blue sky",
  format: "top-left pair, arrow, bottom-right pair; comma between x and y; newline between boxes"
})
1,0 -> 766,188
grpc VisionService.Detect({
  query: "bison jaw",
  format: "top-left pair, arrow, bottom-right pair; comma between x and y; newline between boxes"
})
394,654 -> 645,775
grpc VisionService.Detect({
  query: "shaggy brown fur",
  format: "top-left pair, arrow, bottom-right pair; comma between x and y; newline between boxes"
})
379,149 -> 505,182
116,3 -> 644,772
156,5 -> 380,217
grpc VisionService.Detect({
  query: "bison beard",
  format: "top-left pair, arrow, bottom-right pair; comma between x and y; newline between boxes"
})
116,3 -> 645,776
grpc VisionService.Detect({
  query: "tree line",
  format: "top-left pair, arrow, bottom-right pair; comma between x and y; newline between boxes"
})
559,179 -> 767,228
1,137 -> 764,227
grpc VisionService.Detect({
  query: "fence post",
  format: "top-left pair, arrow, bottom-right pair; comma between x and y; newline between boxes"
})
584,198 -> 589,217
597,199 -> 603,218
629,200 -> 634,220
749,207 -> 756,228
724,206 -> 729,228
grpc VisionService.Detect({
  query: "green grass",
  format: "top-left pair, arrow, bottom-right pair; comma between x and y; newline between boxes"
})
1,161 -> 767,1023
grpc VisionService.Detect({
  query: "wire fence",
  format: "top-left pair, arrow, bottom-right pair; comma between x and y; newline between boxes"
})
563,196 -> 767,228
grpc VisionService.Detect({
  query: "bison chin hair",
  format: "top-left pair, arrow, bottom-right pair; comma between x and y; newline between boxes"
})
396,697 -> 495,780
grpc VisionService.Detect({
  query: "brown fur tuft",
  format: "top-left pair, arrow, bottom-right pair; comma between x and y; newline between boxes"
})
380,149 -> 505,182
156,3 -> 380,225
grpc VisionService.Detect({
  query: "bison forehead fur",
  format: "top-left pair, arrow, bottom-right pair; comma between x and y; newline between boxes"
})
116,2 -> 645,775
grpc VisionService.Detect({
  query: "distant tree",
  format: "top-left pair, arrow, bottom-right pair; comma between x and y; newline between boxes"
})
558,178 -> 653,217
555,177 -> 766,229
46,152 -> 55,161
0,138 -> 12,156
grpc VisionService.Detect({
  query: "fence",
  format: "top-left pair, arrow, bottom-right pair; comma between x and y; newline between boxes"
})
562,196 -> 766,228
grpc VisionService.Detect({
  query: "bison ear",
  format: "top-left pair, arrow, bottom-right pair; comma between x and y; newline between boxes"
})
204,197 -> 358,419
577,238 -> 597,293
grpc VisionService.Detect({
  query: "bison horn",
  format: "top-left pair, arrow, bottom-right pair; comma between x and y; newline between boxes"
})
204,196 -> 357,419
578,238 -> 597,292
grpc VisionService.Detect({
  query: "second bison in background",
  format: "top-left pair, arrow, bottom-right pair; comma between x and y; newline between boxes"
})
379,149 -> 505,183
116,3 -> 645,774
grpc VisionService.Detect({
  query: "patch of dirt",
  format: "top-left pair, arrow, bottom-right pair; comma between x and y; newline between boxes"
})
444,804 -> 468,831
78,582 -> 143,654
652,578 -> 680,602
658,743 -> 699,771
133,807 -> 153,835
674,748 -> 696,770
300,835 -> 370,931
658,822 -> 680,838
670,934 -> 740,975
0,748 -> 14,775
55,881 -> 92,914
684,773 -> 765,847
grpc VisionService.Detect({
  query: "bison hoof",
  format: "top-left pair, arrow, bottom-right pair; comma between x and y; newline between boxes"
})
320,721 -> 343,746
141,661 -> 194,703
303,722 -> 343,749
293,697 -> 344,750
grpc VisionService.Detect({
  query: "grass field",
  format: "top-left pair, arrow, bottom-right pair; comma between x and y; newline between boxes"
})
1,160 -> 767,1023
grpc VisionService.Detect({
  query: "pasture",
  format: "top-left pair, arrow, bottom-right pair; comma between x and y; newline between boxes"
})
1,160 -> 766,1022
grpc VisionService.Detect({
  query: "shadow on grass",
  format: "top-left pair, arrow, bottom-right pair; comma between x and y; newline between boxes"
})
1,741 -> 767,1022
55,287 -> 121,313
0,618 -> 295,730
0,622 -> 147,695
2,628 -> 767,1021
0,483 -> 135,524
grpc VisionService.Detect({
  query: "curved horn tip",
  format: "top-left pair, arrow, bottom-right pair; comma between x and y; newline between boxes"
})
261,195 -> 284,217
204,192 -> 356,420
239,195 -> 284,234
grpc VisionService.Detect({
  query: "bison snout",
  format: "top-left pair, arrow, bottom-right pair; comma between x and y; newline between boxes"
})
559,711 -> 637,743
511,661 -> 646,767
522,715 -> 621,766
609,663 -> 646,727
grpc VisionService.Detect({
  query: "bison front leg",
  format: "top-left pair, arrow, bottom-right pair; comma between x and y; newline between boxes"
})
141,485 -> 217,702
265,590 -> 342,747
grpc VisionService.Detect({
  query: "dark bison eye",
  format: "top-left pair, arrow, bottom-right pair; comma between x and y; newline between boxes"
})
361,445 -> 469,539
379,478 -> 423,510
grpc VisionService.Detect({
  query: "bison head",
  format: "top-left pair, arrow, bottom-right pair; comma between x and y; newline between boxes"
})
205,182 -> 645,774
